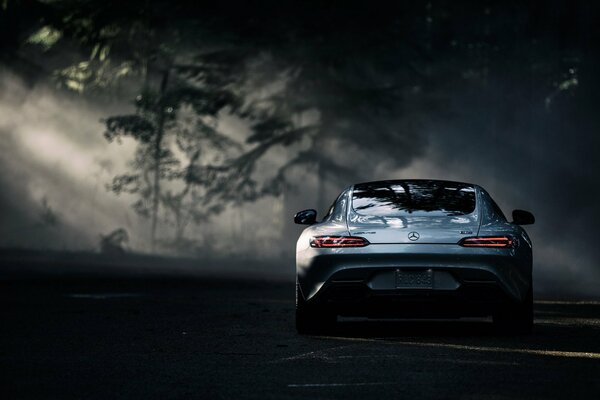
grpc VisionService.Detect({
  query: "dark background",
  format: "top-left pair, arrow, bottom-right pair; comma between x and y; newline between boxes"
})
0,1 -> 599,294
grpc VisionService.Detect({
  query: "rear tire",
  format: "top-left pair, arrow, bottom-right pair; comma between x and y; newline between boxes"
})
296,283 -> 336,334
493,283 -> 533,334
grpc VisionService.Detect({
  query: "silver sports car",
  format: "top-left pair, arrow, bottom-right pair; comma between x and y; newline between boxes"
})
294,179 -> 535,334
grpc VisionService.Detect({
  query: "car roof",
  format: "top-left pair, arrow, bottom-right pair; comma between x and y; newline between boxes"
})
352,179 -> 478,188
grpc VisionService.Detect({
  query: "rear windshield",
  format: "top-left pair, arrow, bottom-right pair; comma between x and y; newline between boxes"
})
352,181 -> 476,217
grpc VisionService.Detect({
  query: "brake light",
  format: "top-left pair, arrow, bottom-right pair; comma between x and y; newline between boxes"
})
310,236 -> 370,248
459,236 -> 514,248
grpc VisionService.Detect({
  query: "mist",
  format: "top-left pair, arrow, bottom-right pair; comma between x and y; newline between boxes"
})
1,1 -> 599,297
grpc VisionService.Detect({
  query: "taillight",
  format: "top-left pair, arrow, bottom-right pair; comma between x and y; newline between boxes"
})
310,236 -> 370,248
459,236 -> 514,248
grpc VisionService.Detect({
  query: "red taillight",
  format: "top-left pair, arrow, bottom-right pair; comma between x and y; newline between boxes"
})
459,236 -> 514,248
310,236 -> 370,248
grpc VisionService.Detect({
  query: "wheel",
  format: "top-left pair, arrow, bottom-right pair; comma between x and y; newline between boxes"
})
493,283 -> 533,334
295,283 -> 336,334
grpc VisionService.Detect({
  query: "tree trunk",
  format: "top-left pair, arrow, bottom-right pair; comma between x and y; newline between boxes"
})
316,155 -> 325,215
314,116 -> 327,215
150,69 -> 170,251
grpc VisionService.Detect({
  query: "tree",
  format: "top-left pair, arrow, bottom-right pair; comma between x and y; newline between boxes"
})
18,1 -> 260,250
103,58 -> 247,250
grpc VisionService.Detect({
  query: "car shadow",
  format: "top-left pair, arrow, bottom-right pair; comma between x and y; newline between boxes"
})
329,318 -> 497,338
306,301 -> 600,358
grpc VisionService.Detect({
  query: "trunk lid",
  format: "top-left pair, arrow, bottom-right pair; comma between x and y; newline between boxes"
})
347,214 -> 480,244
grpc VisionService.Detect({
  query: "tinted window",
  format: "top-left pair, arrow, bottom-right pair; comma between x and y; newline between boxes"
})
352,181 -> 476,217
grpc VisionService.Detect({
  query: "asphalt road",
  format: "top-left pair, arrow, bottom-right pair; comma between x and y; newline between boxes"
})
1,276 -> 600,399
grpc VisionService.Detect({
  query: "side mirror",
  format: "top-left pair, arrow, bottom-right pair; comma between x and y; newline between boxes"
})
294,209 -> 317,225
512,209 -> 535,225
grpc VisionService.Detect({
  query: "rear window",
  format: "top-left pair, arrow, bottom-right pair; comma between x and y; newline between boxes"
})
352,181 -> 476,217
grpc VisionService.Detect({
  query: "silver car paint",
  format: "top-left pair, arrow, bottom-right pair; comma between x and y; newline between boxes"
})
296,183 -> 532,307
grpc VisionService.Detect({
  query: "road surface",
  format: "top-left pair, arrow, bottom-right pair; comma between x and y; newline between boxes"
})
1,276 -> 599,399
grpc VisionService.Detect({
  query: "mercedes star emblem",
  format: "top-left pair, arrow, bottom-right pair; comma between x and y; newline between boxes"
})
408,231 -> 420,241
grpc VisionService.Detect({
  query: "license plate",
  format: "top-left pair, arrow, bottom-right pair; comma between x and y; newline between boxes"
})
395,269 -> 433,289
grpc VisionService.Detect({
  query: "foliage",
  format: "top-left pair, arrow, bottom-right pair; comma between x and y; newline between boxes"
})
99,228 -> 129,254
102,68 -> 250,246
27,25 -> 62,51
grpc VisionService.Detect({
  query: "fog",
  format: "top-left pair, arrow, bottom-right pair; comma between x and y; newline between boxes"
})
0,69 -> 295,257
1,1 -> 599,297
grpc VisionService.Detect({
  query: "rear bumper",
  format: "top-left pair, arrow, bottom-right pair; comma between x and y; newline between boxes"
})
296,244 -> 532,318
301,276 -> 512,318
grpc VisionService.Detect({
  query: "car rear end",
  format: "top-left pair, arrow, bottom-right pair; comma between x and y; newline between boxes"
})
296,180 -> 532,321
